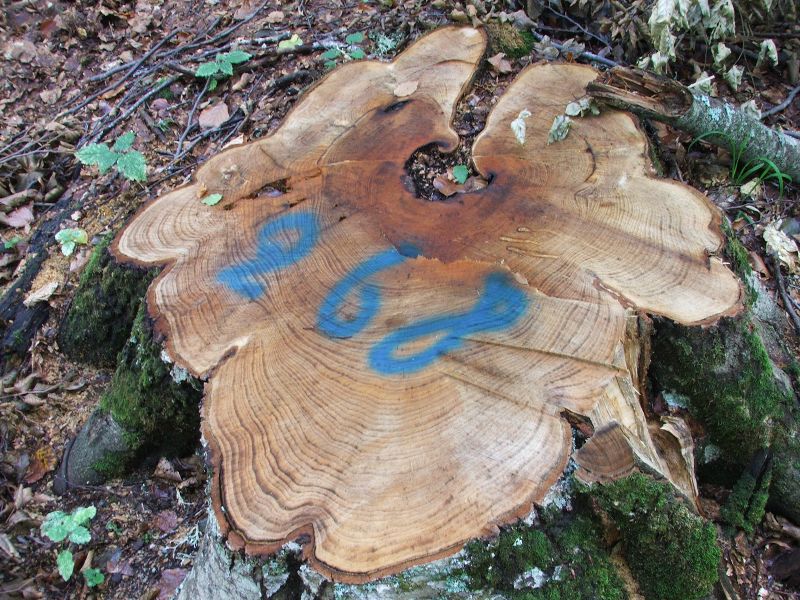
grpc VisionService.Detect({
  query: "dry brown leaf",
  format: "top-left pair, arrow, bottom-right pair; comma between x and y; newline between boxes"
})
23,282 -> 58,307
198,103 -> 229,130
487,52 -> 513,74
39,89 -> 61,105
154,510 -> 179,533
0,204 -> 34,228
156,568 -> 188,600
432,174 -> 463,197
266,10 -> 285,23
153,457 -> 181,482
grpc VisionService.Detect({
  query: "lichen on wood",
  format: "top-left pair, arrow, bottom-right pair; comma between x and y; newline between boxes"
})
113,26 -> 741,580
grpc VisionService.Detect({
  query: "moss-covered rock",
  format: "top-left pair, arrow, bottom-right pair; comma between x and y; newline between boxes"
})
485,22 -> 534,59
463,502 -> 627,600
591,473 -> 720,600
58,235 -> 156,367
94,304 -> 202,476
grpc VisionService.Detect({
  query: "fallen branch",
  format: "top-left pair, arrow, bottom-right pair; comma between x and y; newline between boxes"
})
772,254 -> 800,337
763,84 -> 800,119
587,67 -> 800,182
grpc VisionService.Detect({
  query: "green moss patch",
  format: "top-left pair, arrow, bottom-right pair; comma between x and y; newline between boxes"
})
720,461 -> 772,534
651,316 -> 788,467
591,474 -> 720,600
463,501 -> 627,600
59,234 -> 156,368
721,220 -> 756,306
95,304 -> 202,476
485,22 -> 534,59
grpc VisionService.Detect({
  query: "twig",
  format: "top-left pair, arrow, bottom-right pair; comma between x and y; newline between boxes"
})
87,75 -> 179,143
175,78 -> 210,159
773,254 -> 800,336
61,31 -> 184,118
87,21 -> 220,83
530,31 -> 618,68
271,69 -> 312,90
762,84 -> 800,118
544,5 -> 611,48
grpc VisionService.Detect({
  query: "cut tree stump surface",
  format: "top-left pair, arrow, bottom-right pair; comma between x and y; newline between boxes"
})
114,27 -> 741,581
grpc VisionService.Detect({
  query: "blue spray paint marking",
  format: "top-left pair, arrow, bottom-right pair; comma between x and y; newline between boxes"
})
316,246 -> 416,338
217,211 -> 320,300
368,272 -> 529,375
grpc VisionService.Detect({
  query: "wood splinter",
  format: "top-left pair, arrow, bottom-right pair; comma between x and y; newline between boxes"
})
114,27 -> 741,582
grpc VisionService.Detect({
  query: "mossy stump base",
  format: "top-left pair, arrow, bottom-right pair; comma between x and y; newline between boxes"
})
58,234 -> 156,368
55,304 -> 202,492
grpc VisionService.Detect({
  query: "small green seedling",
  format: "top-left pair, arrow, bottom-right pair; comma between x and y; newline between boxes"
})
278,33 -> 304,51
321,32 -> 367,69
41,506 -> 104,587
75,132 -> 147,182
3,236 -> 22,250
196,50 -> 252,79
55,228 -> 88,256
689,131 -> 792,198
453,165 -> 469,184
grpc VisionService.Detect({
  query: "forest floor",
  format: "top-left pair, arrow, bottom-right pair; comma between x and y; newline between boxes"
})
1,1 -> 799,598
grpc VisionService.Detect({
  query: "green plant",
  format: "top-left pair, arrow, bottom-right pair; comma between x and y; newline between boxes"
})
452,165 -> 469,184
689,131 -> 792,197
591,474 -> 720,600
55,228 -> 88,256
75,132 -> 147,182
41,506 -> 104,587
195,50 -> 252,80
3,235 -> 22,250
321,32 -> 367,70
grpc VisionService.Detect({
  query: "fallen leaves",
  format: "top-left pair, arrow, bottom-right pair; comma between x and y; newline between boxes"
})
764,222 -> 799,273
23,281 -> 59,307
198,103 -> 229,130
487,52 -> 513,74
0,205 -> 34,229
154,510 -> 179,533
156,568 -> 188,600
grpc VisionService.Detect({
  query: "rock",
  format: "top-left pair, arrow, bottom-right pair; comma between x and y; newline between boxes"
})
53,410 -> 128,493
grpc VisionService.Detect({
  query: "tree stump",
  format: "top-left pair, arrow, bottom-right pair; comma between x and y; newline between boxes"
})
113,27 -> 741,582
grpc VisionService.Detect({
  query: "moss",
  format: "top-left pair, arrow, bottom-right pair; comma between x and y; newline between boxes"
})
59,234 -> 156,368
720,462 -> 772,534
650,316 -> 789,468
591,473 -> 720,600
721,220 -> 757,306
485,22 -> 534,59
97,303 -> 202,473
463,503 -> 626,599
92,452 -> 130,478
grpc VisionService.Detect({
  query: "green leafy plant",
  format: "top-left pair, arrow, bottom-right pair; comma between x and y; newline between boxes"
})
689,131 -> 792,197
3,235 -> 22,250
41,506 -> 104,588
452,165 -> 469,184
196,50 -> 252,79
321,32 -> 367,70
75,132 -> 147,182
55,228 -> 88,256
278,33 -> 304,51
